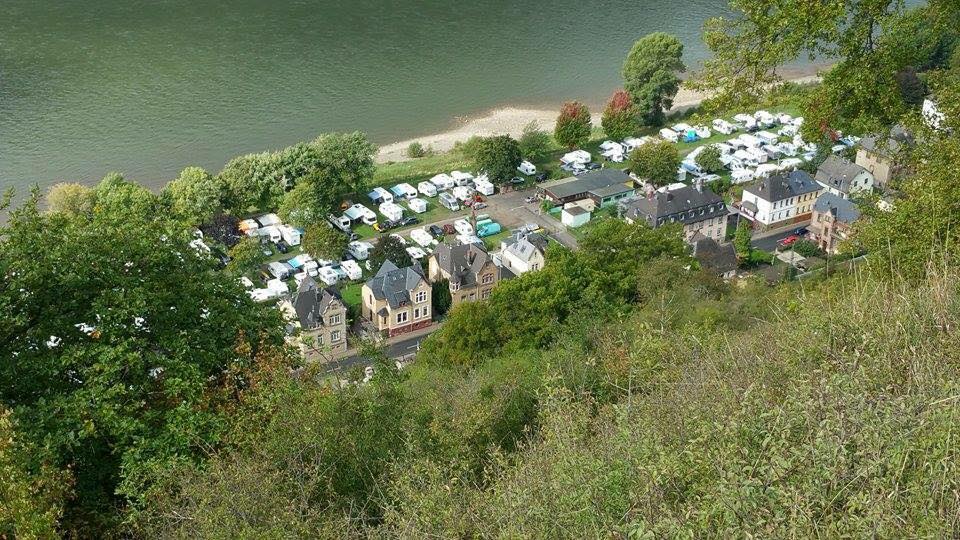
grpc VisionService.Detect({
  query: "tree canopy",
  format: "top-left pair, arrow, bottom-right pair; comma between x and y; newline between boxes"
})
473,135 -> 522,184
302,222 -> 349,261
629,140 -> 680,185
601,90 -> 639,141
369,235 -> 414,272
622,33 -> 685,127
163,166 -> 222,225
554,101 -> 592,150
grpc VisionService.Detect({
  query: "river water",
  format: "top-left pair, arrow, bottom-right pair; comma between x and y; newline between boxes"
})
2,0 -> 733,193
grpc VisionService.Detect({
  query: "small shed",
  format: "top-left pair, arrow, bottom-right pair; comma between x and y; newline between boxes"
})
561,205 -> 591,228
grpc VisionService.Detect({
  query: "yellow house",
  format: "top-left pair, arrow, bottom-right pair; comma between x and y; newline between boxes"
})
361,261 -> 432,337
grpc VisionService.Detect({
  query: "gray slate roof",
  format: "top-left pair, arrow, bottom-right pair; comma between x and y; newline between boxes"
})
432,243 -> 493,287
815,155 -> 869,194
366,260 -> 426,309
292,276 -> 343,329
743,170 -> 821,202
541,168 -> 633,200
813,193 -> 861,224
502,232 -> 547,264
690,233 -> 737,276
622,185 -> 727,227
860,124 -> 914,157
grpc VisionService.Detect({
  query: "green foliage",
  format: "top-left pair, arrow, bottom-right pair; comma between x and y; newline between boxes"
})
600,90 -> 639,140
162,166 -> 222,225
473,135 -> 522,184
0,196 -> 289,534
622,33 -> 685,126
226,236 -> 266,277
518,121 -> 553,161
554,101 -> 592,150
629,140 -> 680,185
733,220 -> 752,258
695,145 -> 724,173
791,238 -> 823,258
369,235 -> 413,272
93,172 -> 159,222
301,222 -> 349,261
539,199 -> 555,213
44,182 -> 97,218
406,141 -> 427,158
431,279 -> 452,317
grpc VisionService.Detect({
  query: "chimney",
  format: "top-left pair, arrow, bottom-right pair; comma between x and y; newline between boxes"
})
695,177 -> 703,193
666,192 -> 674,202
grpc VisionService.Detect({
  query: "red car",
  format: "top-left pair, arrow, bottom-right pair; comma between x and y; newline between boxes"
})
778,235 -> 801,248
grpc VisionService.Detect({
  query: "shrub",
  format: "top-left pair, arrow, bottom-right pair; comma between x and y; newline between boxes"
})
406,142 -> 427,158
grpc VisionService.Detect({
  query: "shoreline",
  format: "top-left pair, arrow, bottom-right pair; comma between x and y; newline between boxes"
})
376,70 -> 825,164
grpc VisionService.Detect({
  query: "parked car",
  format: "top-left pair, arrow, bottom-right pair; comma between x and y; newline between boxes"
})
585,162 -> 601,170
374,220 -> 397,232
793,227 -> 808,236
778,235 -> 801,248
429,224 -> 444,238
473,202 -> 488,210
525,196 -> 537,204
275,240 -> 289,254
442,223 -> 456,235
535,172 -> 549,182
510,177 -> 525,185
261,247 -> 273,257
399,216 -> 420,227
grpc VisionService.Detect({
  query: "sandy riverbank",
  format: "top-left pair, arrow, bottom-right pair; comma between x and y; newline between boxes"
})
376,73 -> 823,164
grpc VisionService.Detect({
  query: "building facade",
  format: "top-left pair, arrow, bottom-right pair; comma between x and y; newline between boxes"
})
538,168 -> 635,208
428,243 -> 501,306
499,232 -> 547,276
621,183 -> 728,242
808,193 -> 861,254
856,126 -> 913,188
283,277 -> 348,361
739,170 -> 822,229
362,260 -> 432,337
815,155 -> 875,200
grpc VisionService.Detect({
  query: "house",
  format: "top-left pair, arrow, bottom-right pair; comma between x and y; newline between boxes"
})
283,277 -> 348,361
538,168 -> 635,208
621,182 -> 728,242
689,233 -> 737,279
428,243 -> 501,306
361,261 -> 432,337
499,232 -> 548,275
739,170 -> 822,229
856,125 -> 913,188
815,155 -> 874,199
808,193 -> 861,255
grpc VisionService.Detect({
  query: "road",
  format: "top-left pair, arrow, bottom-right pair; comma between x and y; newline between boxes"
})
320,332 -> 432,374
751,226 -> 807,252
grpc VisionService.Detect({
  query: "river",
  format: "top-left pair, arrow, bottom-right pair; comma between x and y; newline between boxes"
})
4,0 -> 733,194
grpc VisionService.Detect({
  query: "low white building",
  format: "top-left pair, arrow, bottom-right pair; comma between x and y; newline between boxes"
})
561,204 -> 591,228
499,232 -> 548,276
739,170 -> 822,229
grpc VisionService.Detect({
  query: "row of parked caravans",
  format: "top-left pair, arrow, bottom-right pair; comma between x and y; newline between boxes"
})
658,111 -> 804,145
239,213 -> 303,246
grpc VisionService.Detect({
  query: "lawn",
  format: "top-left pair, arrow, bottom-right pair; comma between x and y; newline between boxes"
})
481,229 -> 511,251
339,282 -> 363,308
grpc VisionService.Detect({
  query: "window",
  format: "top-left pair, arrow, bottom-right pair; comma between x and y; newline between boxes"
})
482,273 -> 494,284
531,263 -> 540,271
329,314 -> 341,325
316,335 -> 324,345
415,290 -> 427,303
481,289 -> 491,299
422,306 -> 430,318
414,308 -> 420,319
396,311 -> 408,324
331,330 -> 341,342
451,282 -> 460,292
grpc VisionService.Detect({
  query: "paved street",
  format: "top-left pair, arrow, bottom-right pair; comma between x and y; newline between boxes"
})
751,223 -> 809,252
321,327 -> 436,374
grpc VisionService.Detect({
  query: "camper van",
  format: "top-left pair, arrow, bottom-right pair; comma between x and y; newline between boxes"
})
390,183 -> 418,200
407,198 -> 428,214
429,173 -> 455,190
474,178 -> 495,196
517,160 -> 537,175
328,214 -> 351,232
438,192 -> 460,211
279,225 -> 302,246
658,128 -> 679,143
367,187 -> 393,204
417,181 -> 438,197
451,170 -> 474,186
348,241 -> 374,261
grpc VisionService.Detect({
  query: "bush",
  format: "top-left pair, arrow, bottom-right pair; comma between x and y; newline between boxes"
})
791,239 -> 823,258
406,142 -> 427,158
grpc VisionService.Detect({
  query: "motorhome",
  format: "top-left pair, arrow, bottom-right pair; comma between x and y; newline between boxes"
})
407,197 -> 428,214
560,150 -> 591,165
517,160 -> 537,175
417,181 -> 438,197
438,191 -> 460,211
621,136 -> 650,152
267,261 -> 291,280
367,187 -> 393,204
733,114 -> 758,130
474,178 -> 495,196
430,173 -> 455,190
328,214 -> 352,232
409,228 -> 434,248
453,218 -> 474,236
659,128 -> 679,143
317,266 -> 340,286
378,201 -> 404,222
341,259 -> 362,280
712,119 -> 736,135
390,183 -> 418,200
746,147 -> 769,164
279,225 -> 302,246
348,240 -> 374,260
756,131 -> 779,145
739,133 -> 762,148
451,170 -> 474,186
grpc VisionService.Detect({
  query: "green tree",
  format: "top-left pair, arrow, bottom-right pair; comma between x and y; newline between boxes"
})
554,101 -> 592,150
227,236 -> 267,276
45,182 -> 97,217
474,135 -> 522,184
601,90 -> 639,141
162,166 -> 222,225
302,222 -> 349,261
733,220 -> 752,259
629,140 -> 680,185
696,145 -> 724,173
217,151 -> 285,213
622,33 -> 685,126
0,196 -> 288,533
369,235 -> 413,272
518,121 -> 553,161
406,142 -> 427,158
431,278 -> 452,317
93,172 -> 159,222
